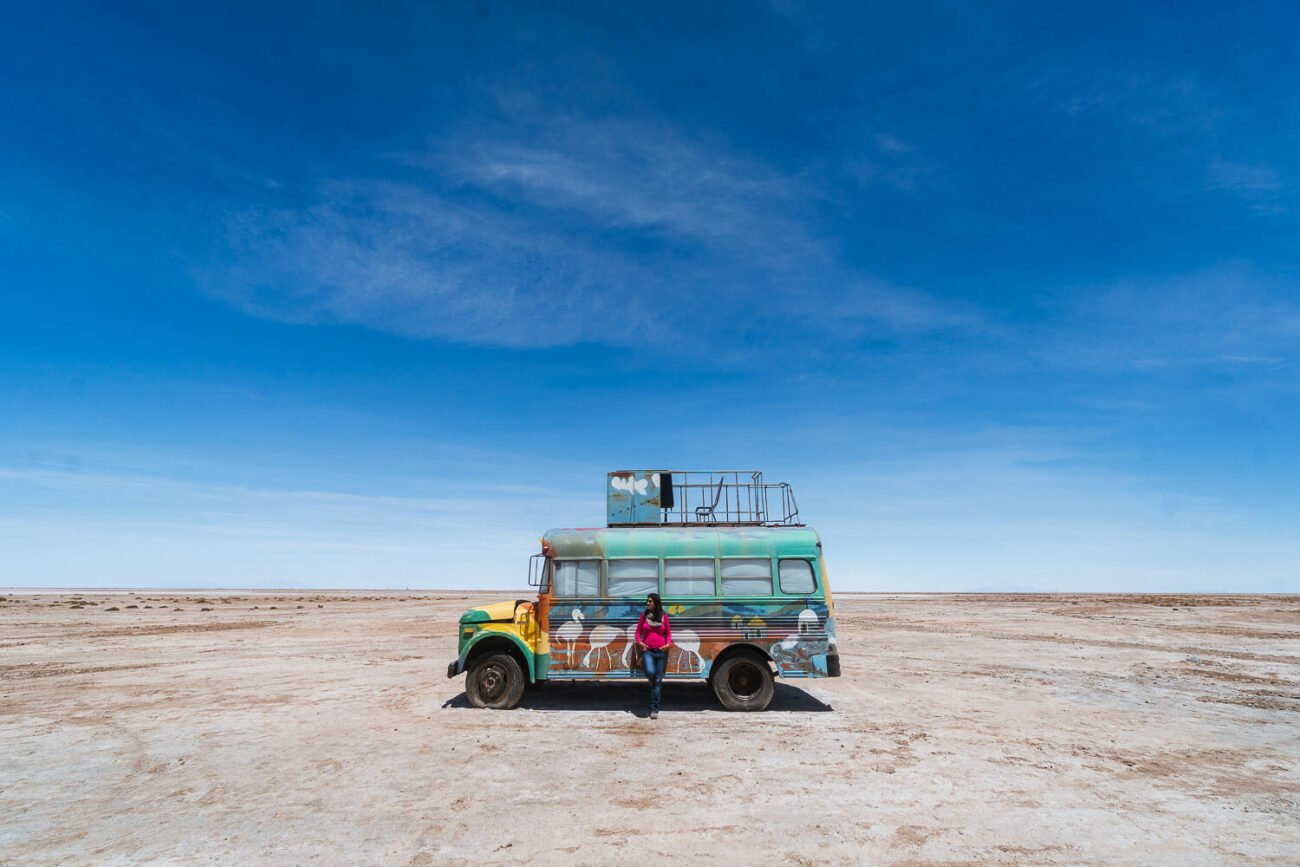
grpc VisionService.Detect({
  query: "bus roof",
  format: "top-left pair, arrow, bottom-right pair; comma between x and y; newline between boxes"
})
542,526 -> 822,560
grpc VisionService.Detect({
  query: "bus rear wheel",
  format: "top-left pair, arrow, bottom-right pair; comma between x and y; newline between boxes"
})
467,652 -> 526,709
711,654 -> 774,712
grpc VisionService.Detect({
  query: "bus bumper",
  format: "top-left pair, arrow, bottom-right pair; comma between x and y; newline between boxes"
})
826,653 -> 841,677
446,659 -> 461,678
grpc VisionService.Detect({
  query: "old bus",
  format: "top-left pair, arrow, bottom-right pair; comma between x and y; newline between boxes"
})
446,471 -> 839,711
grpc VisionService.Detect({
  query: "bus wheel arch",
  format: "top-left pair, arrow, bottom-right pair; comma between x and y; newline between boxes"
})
464,638 -> 529,710
709,645 -> 775,712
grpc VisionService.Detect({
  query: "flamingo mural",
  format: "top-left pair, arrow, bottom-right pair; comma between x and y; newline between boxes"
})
555,608 -> 584,665
583,624 -> 621,671
543,601 -> 832,677
620,624 -> 639,669
672,629 -> 703,673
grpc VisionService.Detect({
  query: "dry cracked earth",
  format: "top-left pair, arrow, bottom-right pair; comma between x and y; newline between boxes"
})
2,591 -> 1298,865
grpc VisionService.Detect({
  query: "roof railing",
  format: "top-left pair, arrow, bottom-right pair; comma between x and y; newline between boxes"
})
606,470 -> 801,527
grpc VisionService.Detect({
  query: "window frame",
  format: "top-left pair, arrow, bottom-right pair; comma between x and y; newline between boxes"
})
718,556 -> 775,597
661,556 -> 719,597
604,557 -> 661,598
777,558 -> 819,595
550,557 -> 603,598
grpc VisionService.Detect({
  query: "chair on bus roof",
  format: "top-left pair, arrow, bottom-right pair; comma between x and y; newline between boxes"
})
695,477 -> 725,523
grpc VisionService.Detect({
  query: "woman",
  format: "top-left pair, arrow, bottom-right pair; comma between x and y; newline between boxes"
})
635,592 -> 673,719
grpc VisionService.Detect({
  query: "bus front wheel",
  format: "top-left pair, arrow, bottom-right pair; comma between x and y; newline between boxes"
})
711,654 -> 774,712
466,652 -> 526,709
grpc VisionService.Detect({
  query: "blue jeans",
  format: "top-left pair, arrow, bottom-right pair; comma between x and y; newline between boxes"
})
642,648 -> 667,713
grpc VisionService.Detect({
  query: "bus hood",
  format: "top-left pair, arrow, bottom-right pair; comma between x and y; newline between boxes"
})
458,600 -> 519,624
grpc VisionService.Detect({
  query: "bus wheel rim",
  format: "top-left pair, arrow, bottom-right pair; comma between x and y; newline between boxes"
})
480,663 -> 506,699
728,663 -> 759,698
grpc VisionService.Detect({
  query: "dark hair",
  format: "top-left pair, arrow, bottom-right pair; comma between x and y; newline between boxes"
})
645,592 -> 664,621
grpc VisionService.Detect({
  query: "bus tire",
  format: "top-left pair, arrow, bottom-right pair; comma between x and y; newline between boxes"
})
711,653 -> 774,712
467,652 -> 526,709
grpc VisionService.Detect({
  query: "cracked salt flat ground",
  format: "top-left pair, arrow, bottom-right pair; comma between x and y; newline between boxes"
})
1,590 -> 1297,865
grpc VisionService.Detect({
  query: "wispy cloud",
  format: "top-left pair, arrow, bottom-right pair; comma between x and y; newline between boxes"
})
1029,64 -> 1293,215
0,465 -> 589,588
818,279 -> 983,336
1207,159 -> 1288,213
0,465 -> 529,529
1208,159 -> 1282,194
425,119 -> 801,249
206,116 -> 971,352
841,130 -> 931,193
1036,268 -> 1300,372
213,178 -> 648,349
872,133 -> 912,155
1052,71 -> 1220,134
807,438 -> 1299,592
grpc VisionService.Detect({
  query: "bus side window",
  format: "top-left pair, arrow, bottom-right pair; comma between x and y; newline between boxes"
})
778,559 -> 817,594
720,558 -> 772,596
664,559 -> 715,596
607,559 -> 658,597
553,560 -> 600,597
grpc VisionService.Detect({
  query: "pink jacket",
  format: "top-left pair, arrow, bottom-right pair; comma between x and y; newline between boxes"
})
636,612 -> 672,650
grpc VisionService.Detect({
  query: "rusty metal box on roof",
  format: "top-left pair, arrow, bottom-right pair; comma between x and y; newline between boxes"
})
606,470 -> 671,526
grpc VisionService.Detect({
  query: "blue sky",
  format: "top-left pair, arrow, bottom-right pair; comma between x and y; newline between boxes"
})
2,1 -> 1297,591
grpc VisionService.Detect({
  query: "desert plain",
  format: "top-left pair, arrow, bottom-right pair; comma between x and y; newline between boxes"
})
1,590 -> 1298,865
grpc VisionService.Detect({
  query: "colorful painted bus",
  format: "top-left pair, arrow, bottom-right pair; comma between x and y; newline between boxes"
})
447,471 -> 839,711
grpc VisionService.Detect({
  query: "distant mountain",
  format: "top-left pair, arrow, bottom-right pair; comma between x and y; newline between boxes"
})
970,583 -> 1046,593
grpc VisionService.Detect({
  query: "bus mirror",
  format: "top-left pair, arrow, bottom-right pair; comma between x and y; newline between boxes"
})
528,554 -> 548,590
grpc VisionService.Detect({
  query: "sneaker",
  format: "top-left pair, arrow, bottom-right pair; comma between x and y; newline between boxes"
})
650,711 -> 658,720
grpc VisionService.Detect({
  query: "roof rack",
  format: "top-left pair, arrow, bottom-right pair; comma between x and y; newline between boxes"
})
606,470 -> 801,528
